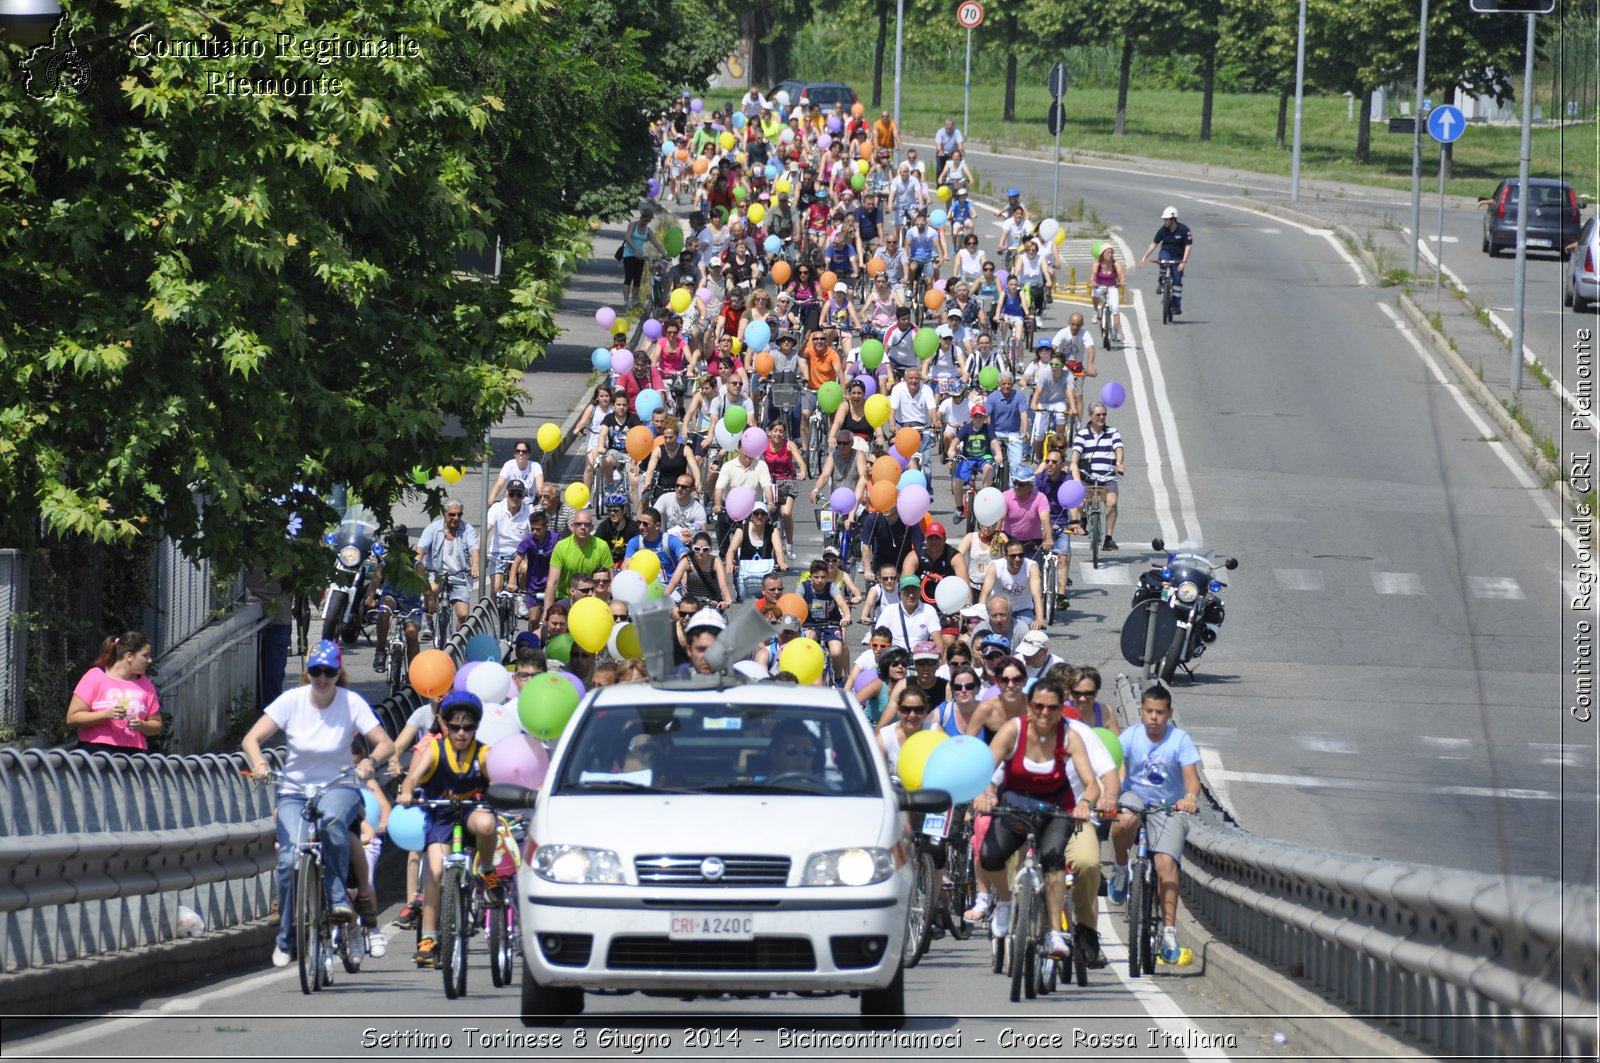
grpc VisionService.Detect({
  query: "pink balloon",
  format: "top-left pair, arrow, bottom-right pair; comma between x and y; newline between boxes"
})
934,278 -> 948,292
726,485 -> 756,522
1057,478 -> 1086,510
486,734 -> 550,790
817,133 -> 833,150
741,427 -> 769,458
612,349 -> 635,376
595,306 -> 616,329
559,670 -> 586,700
896,484 -> 930,525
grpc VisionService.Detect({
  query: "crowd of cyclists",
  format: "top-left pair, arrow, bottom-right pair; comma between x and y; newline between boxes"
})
238,83 -> 1207,998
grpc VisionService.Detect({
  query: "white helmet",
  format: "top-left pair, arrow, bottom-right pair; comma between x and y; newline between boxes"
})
1161,206 -> 1179,220
687,607 -> 727,634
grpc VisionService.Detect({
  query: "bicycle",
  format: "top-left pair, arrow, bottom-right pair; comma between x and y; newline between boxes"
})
376,602 -> 415,698
901,813 -> 938,969
993,795 -> 1085,1002
1095,287 -> 1121,351
927,803 -> 975,942
1119,799 -> 1177,978
1041,550 -> 1060,626
1156,261 -> 1177,325
485,812 -> 527,988
1081,484 -> 1109,571
412,795 -> 494,999
254,766 -> 369,995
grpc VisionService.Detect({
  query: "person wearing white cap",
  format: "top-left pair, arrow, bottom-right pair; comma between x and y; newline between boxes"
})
670,607 -> 727,678
1016,629 -> 1064,684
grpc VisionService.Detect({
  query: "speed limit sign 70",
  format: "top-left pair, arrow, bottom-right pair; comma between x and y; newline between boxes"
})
957,1 -> 984,28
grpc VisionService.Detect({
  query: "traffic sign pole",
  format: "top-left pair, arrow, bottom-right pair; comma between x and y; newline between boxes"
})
1436,143 -> 1447,299
1425,104 -> 1464,301
1509,13 -> 1535,396
1408,0 -> 1428,277
964,27 -> 971,138
1047,62 -> 1067,221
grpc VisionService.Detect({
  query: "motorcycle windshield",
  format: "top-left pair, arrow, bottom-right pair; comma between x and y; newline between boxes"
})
1167,545 -> 1216,583
335,506 -> 379,551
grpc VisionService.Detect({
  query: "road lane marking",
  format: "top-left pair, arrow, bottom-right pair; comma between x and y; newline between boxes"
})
1108,253 -> 1181,546
1297,733 -> 1357,755
1530,743 -> 1583,767
1421,736 -> 1471,759
1097,898 -> 1236,1061
1273,568 -> 1325,591
1372,572 -> 1425,595
1204,768 -> 1556,801
1077,564 -> 1134,585
1468,576 -> 1526,600
1182,194 -> 1367,286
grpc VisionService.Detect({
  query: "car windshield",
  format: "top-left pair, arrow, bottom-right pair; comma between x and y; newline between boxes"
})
553,701 -> 880,797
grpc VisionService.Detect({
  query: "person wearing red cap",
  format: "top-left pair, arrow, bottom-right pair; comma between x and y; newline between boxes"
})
947,402 -> 999,519
903,521 -> 968,652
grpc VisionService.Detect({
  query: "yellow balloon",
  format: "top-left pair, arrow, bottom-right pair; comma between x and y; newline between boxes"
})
937,185 -> 952,203
537,423 -> 561,452
614,622 -> 642,659
564,481 -> 590,509
778,636 -> 825,686
628,549 -> 662,583
670,288 -> 692,314
863,394 -> 891,428
856,159 -> 869,174
731,338 -> 742,356
439,465 -> 464,484
719,131 -> 735,151
1054,229 -> 1067,246
610,318 -> 629,336
747,203 -> 766,225
736,151 -> 746,166
569,596 -> 615,653
897,729 -> 949,790
774,178 -> 791,195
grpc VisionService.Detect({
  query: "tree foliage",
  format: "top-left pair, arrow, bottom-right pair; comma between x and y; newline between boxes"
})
0,0 -> 727,587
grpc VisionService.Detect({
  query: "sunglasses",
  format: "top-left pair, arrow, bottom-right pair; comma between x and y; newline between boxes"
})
870,641 -> 892,651
514,447 -> 529,454
1073,689 -> 1097,699
998,675 -> 1025,685
691,545 -> 711,554
952,681 -> 978,691
1030,701 -> 1064,711
445,723 -> 477,733
571,521 -> 594,529
592,576 -> 612,585
308,667 -> 338,679
677,482 -> 694,489
900,705 -> 928,715
1006,553 -> 1026,560
573,585 -> 593,594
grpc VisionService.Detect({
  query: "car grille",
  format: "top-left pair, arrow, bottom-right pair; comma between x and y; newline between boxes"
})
607,936 -> 816,972
635,854 -> 791,887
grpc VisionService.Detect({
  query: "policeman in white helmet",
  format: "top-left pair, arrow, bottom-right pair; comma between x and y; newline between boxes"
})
1137,205 -> 1193,315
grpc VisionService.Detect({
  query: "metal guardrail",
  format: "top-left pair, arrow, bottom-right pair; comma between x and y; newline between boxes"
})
0,549 -> 26,726
369,595 -> 503,738
1182,816 -> 1598,1058
0,747 -> 281,974
143,535 -> 239,658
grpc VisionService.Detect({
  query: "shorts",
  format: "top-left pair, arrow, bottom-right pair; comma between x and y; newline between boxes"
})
623,256 -> 645,286
382,589 -> 424,619
775,480 -> 801,502
1084,476 -> 1119,495
489,553 -> 515,576
812,624 -> 844,645
424,808 -> 488,849
1049,520 -> 1073,556
437,571 -> 473,605
1121,791 -> 1189,862
955,457 -> 992,483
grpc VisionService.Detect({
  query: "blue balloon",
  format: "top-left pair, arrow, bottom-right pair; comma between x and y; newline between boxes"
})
898,469 -> 927,490
361,787 -> 380,827
929,209 -> 949,230
763,234 -> 782,255
591,347 -> 612,372
636,388 -> 663,417
732,111 -> 747,129
765,164 -> 779,180
744,320 -> 772,353
387,806 -> 427,852
465,633 -> 501,663
921,735 -> 996,803
661,141 -> 674,158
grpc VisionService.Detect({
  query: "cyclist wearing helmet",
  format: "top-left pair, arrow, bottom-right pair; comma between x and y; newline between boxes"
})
905,209 -> 944,286
596,494 -> 638,566
396,690 -> 500,968
1138,205 -> 1193,315
994,187 -> 1026,219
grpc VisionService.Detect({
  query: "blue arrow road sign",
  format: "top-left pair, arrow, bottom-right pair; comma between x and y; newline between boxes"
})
1427,104 -> 1465,144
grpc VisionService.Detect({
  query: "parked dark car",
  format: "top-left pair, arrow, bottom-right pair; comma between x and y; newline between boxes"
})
768,80 -> 859,112
1481,177 -> 1583,258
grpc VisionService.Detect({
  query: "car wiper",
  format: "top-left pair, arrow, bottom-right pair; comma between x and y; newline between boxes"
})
699,781 -> 824,794
565,780 -> 701,795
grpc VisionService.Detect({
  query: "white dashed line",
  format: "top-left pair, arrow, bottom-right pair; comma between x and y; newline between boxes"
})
1273,568 -> 1326,591
1421,736 -> 1472,759
1372,572 -> 1425,595
1468,576 -> 1526,600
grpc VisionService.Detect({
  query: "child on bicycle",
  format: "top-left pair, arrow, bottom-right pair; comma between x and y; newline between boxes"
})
799,557 -> 852,686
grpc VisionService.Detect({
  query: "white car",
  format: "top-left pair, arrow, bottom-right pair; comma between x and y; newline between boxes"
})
1567,215 -> 1598,313
489,677 -> 947,1028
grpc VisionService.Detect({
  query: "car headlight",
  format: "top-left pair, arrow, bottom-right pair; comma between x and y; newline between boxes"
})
532,845 -> 626,885
801,847 -> 893,887
1175,580 -> 1200,604
337,545 -> 363,569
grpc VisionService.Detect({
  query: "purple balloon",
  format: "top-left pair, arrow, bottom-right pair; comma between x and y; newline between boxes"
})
642,318 -> 663,340
486,734 -> 550,790
612,349 -> 635,376
690,97 -> 704,113
934,278 -> 948,292
853,667 -> 880,694
1101,381 -> 1126,409
994,270 -> 1009,289
817,133 -> 833,151
726,485 -> 756,522
740,427 -> 769,458
695,287 -> 711,303
827,116 -> 843,134
646,178 -> 660,198
595,306 -> 616,329
895,452 -> 911,470
854,373 -> 877,397
830,487 -> 857,515
559,670 -> 586,700
1057,478 -> 1086,510
452,661 -> 480,692
896,484 -> 930,524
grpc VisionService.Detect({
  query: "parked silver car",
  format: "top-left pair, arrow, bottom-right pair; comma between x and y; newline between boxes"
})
1566,215 -> 1598,313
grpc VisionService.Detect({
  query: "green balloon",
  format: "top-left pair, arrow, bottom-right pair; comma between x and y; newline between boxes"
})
518,673 -> 579,741
545,633 -> 574,664
859,338 -> 884,370
1091,241 -> 1108,261
733,185 -> 748,202
913,327 -> 939,360
979,365 -> 1000,392
411,465 -> 430,485
1092,726 -> 1123,770
851,172 -> 866,190
723,404 -> 748,433
817,380 -> 844,414
645,582 -> 666,600
663,227 -> 685,256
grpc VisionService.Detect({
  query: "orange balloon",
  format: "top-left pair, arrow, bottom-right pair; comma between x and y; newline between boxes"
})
408,649 -> 456,698
858,139 -> 873,160
770,260 -> 791,285
924,288 -> 946,313
778,593 -> 810,623
869,479 -> 898,513
676,148 -> 689,161
693,157 -> 709,175
820,270 -> 838,293
867,257 -> 886,277
626,424 -> 655,462
754,351 -> 775,376
894,427 -> 920,459
851,101 -> 865,117
871,455 -> 901,483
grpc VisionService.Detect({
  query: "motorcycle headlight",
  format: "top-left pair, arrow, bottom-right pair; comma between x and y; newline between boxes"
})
801,847 -> 893,887
337,545 -> 363,569
532,845 -> 626,885
1176,581 -> 1200,604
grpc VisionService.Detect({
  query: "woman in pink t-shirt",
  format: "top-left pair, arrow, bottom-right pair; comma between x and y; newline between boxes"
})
66,631 -> 164,753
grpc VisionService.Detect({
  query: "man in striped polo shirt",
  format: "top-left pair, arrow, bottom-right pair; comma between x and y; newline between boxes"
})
1070,402 -> 1125,551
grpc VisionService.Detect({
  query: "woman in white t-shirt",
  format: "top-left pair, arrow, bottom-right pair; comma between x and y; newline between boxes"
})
66,630 -> 164,754
242,640 -> 394,968
488,440 -> 544,504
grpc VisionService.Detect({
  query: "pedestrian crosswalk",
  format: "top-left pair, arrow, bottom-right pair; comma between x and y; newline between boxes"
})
1190,728 -> 1591,773
1055,559 -> 1553,604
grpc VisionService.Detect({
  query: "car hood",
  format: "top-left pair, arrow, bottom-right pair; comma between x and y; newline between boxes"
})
540,793 -> 894,856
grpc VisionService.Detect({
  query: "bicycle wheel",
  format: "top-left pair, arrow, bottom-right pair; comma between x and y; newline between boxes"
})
902,850 -> 934,968
943,835 -> 974,941
1007,884 -> 1033,1003
295,855 -> 322,995
440,867 -> 468,999
488,903 -> 512,988
1088,504 -> 1102,569
1126,861 -> 1147,978
1161,278 -> 1173,325
1073,930 -> 1090,987
1139,867 -> 1157,975
1042,554 -> 1057,625
990,934 -> 1005,974
388,642 -> 407,697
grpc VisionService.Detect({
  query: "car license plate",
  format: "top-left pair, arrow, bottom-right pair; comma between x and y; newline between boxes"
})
669,913 -> 754,940
1527,238 -> 1553,249
921,812 -> 950,838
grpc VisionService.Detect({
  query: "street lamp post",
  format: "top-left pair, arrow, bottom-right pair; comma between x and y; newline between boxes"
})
892,0 -> 904,155
1290,0 -> 1307,202
1508,12 -> 1536,397
1408,0 -> 1429,276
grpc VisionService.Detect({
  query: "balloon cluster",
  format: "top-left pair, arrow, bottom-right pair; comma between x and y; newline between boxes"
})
897,732 -> 994,803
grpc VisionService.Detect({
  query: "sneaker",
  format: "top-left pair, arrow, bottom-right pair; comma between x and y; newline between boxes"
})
1046,929 -> 1070,959
1078,925 -> 1107,969
1055,593 -> 1069,611
373,649 -> 386,673
1171,303 -> 1182,316
480,870 -> 504,902
1108,864 -> 1128,905
989,900 -> 1012,939
1160,925 -> 1180,964
964,893 -> 992,922
368,930 -> 389,959
414,936 -> 438,968
271,945 -> 292,968
393,897 -> 421,930
328,901 -> 355,924
1103,536 -> 1117,551
346,927 -> 366,963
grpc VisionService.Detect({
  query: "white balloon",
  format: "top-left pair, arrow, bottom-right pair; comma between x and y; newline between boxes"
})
466,661 -> 511,704
714,420 -> 739,451
1038,217 -> 1060,243
973,486 -> 1006,526
612,569 -> 649,605
934,574 -> 970,615
476,699 -> 525,746
775,90 -> 790,109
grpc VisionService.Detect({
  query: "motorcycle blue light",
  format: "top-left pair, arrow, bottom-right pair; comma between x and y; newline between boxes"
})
322,532 -> 337,546
372,542 -> 386,559
1161,567 -> 1172,580
1209,580 -> 1222,594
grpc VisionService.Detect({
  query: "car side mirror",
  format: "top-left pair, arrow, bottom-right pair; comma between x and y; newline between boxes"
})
1151,538 -> 1165,552
1225,557 -> 1239,570
487,783 -> 537,810
896,787 -> 953,812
